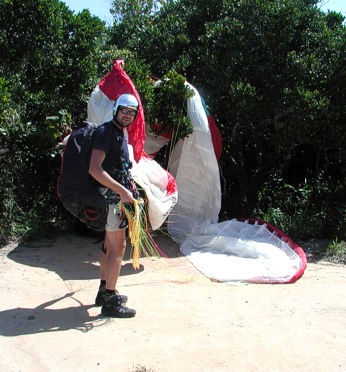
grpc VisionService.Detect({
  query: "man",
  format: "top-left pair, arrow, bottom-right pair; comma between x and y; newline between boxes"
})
89,93 -> 139,318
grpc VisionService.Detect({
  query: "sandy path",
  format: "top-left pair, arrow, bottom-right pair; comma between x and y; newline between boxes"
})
0,232 -> 345,372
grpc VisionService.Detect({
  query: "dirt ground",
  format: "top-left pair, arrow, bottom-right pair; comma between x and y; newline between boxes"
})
0,231 -> 346,372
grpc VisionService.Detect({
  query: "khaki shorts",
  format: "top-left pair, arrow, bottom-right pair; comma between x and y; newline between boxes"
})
98,187 -> 126,232
105,203 -> 127,232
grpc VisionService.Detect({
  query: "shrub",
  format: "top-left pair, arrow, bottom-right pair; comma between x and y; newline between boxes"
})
254,174 -> 346,239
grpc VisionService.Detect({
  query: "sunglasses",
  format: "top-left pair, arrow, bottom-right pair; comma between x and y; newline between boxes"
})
119,107 -> 137,117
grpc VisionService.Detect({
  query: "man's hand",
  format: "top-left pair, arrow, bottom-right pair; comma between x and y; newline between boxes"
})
119,188 -> 134,203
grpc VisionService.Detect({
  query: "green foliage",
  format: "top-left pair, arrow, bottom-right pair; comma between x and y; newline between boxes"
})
326,238 -> 346,265
0,108 -> 40,242
111,0 -> 191,75
0,77 -> 12,123
111,0 -> 162,24
46,109 -> 73,142
0,103 -> 73,243
1,0 -> 346,244
146,70 -> 194,141
0,0 -> 108,124
254,173 -> 346,239
91,51 -> 194,142
118,0 -> 346,222
113,50 -> 156,114
0,0 -> 109,243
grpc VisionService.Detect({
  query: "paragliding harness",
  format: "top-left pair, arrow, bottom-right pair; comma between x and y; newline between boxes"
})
106,160 -> 140,229
57,120 -> 138,232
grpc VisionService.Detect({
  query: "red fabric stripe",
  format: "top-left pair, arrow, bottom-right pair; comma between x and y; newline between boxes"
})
165,167 -> 178,195
99,60 -> 177,196
237,217 -> 307,283
98,60 -> 146,163
207,115 -> 222,162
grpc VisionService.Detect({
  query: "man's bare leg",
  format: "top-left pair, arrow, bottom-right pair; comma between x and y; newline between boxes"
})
103,229 -> 126,290
99,230 -> 136,317
96,229 -> 128,306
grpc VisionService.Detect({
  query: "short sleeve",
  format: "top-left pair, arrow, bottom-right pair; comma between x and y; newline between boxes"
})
93,124 -> 113,153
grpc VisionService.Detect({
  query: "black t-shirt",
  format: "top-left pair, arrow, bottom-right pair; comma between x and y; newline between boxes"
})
92,120 -> 129,175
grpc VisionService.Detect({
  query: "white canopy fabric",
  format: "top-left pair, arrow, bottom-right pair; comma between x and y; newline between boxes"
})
88,63 -> 307,284
166,85 -> 306,284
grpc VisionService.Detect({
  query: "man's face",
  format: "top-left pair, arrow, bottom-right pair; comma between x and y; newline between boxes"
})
115,106 -> 137,127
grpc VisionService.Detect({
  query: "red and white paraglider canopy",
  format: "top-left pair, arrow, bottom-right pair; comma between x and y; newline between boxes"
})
88,60 -> 307,284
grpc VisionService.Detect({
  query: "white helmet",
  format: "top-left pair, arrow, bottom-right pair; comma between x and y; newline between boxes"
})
113,94 -> 139,117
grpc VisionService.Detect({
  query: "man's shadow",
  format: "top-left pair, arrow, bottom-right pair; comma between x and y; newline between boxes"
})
0,292 -> 111,337
6,233 -> 147,282
7,229 -> 182,280
2,232 -> 143,337
1,229 -> 182,337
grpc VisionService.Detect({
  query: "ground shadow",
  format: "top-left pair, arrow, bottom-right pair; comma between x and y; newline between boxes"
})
0,292 -> 111,337
6,230 -> 182,282
1,230 -> 182,338
7,234 -> 102,282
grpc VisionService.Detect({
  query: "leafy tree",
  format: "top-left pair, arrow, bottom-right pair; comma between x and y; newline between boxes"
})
110,0 -> 192,76
0,0 -> 110,242
203,1 -> 346,218
110,0 -> 346,238
1,0 -> 345,242
0,0 -> 108,125
146,70 -> 194,139
110,0 -> 164,51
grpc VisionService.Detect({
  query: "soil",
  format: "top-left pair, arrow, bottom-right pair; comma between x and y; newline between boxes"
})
0,231 -> 345,372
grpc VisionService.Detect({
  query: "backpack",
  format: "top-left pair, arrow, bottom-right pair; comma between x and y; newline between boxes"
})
57,121 -> 109,232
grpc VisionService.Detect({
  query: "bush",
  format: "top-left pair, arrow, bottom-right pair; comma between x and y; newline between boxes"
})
146,70 -> 194,141
326,238 -> 346,265
254,174 -> 346,240
0,93 -> 69,243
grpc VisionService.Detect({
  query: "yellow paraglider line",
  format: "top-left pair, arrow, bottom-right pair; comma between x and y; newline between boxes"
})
120,198 -> 167,270
121,201 -> 212,285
